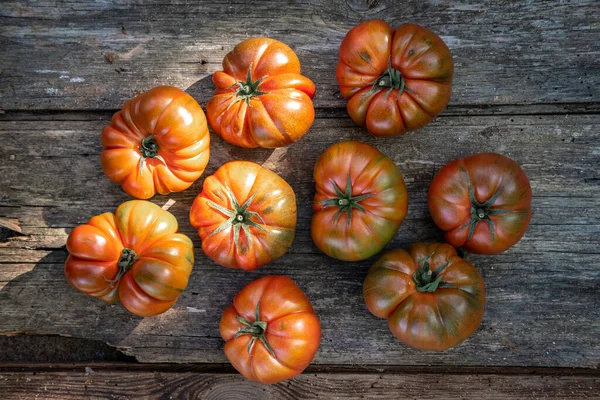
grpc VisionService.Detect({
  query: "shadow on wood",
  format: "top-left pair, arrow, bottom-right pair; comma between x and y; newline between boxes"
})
0,249 -> 143,360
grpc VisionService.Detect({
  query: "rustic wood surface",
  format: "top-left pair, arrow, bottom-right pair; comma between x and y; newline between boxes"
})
1,0 -> 598,111
1,364 -> 599,400
0,0 -> 599,397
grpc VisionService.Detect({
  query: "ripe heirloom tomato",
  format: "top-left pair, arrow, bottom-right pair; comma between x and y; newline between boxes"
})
364,243 -> 485,351
311,141 -> 408,261
207,38 -> 316,148
101,86 -> 210,199
428,152 -> 532,254
337,20 -> 453,137
189,161 -> 296,270
65,200 -> 194,317
220,276 -> 321,384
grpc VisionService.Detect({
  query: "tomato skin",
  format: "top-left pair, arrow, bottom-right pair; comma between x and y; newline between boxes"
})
65,200 -> 194,317
189,161 -> 297,271
337,20 -> 453,137
101,86 -> 210,199
207,38 -> 316,148
220,276 -> 321,384
428,153 -> 532,254
364,243 -> 485,351
311,141 -> 408,261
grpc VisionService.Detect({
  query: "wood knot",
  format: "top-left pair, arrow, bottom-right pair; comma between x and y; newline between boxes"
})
480,126 -> 500,138
345,0 -> 379,12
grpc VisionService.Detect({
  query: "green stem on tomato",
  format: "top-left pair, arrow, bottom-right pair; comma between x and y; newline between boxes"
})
318,174 -> 374,226
206,186 -> 267,250
234,301 -> 276,358
228,64 -> 269,106
412,253 -> 456,293
106,248 -> 137,288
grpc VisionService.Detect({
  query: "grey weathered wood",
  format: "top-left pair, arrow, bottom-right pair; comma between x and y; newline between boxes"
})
0,365 -> 598,399
1,0 -> 599,388
1,0 -> 598,111
0,114 -> 598,366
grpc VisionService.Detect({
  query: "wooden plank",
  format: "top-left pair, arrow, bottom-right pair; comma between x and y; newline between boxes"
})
1,0 -> 598,111
0,365 -> 597,399
2,101 -> 600,123
0,114 -> 598,366
0,196 -> 597,255
1,114 -> 597,205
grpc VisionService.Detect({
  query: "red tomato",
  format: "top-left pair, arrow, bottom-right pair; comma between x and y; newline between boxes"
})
189,161 -> 297,270
220,276 -> 321,384
364,243 -> 485,351
207,38 -> 316,148
311,141 -> 408,261
101,86 -> 210,199
337,20 -> 453,136
428,152 -> 532,254
65,200 -> 194,317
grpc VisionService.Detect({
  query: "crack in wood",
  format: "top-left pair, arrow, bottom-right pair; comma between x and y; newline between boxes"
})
0,332 -> 137,363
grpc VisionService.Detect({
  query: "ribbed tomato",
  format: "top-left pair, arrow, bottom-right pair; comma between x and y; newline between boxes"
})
220,276 -> 321,384
207,38 -> 316,148
364,243 -> 485,351
101,86 -> 210,199
337,20 -> 453,136
65,200 -> 194,317
189,161 -> 296,270
311,141 -> 408,261
428,152 -> 532,254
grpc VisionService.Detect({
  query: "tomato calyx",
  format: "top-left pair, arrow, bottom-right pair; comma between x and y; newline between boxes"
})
234,301 -> 276,358
206,186 -> 267,250
138,135 -> 167,173
140,135 -> 159,158
413,255 -> 455,292
106,248 -> 137,288
366,58 -> 412,99
460,181 -> 513,242
319,174 -> 374,226
230,66 -> 269,106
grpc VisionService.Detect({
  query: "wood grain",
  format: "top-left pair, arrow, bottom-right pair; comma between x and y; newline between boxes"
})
0,365 -> 597,399
0,3 -> 599,394
1,0 -> 598,110
0,114 -> 598,366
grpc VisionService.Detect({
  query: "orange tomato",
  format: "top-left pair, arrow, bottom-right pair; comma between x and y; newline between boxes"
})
364,243 -> 485,351
65,200 -> 194,317
220,276 -> 321,384
101,86 -> 210,199
337,20 -> 453,136
189,161 -> 296,270
207,38 -> 316,148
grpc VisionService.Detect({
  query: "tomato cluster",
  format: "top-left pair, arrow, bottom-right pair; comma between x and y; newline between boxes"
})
65,20 -> 532,385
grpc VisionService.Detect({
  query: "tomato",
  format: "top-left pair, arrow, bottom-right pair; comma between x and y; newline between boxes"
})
206,38 -> 316,148
189,161 -> 296,270
101,86 -> 210,199
336,20 -> 453,137
64,200 -> 194,317
311,141 -> 408,261
428,153 -> 532,254
364,243 -> 485,351
220,276 -> 321,384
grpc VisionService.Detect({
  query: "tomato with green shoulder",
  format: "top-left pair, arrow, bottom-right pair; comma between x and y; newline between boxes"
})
428,152 -> 532,254
364,243 -> 485,351
311,140 -> 408,261
337,20 -> 453,137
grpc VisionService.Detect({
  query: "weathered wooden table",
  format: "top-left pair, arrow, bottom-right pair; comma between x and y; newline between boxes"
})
1,1 -> 598,398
